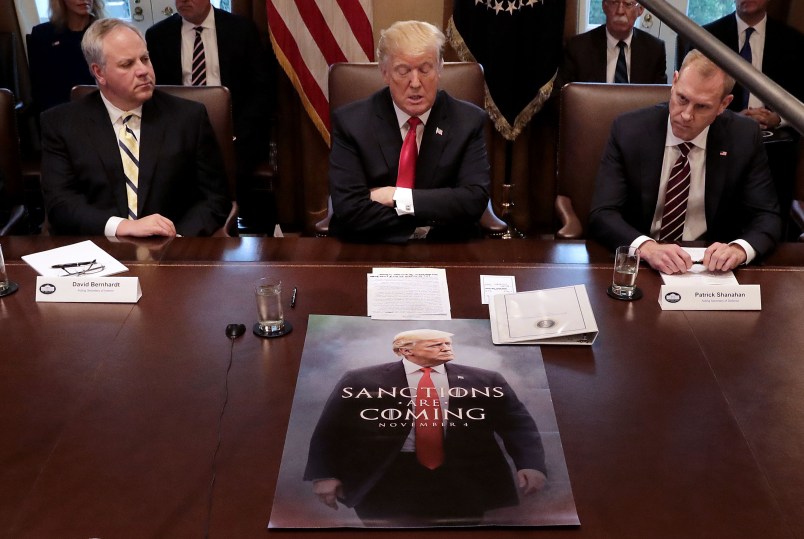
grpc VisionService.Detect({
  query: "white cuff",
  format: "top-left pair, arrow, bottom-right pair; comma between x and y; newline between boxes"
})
393,187 -> 414,216
105,216 -> 125,237
731,239 -> 756,264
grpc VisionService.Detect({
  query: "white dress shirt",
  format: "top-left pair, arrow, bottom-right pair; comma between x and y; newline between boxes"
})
633,118 -> 756,263
605,29 -> 634,83
99,92 -> 143,237
400,358 -> 448,453
180,9 -> 221,86
390,101 -> 432,217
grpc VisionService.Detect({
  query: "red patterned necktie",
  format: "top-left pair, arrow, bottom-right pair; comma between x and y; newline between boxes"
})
659,142 -> 694,243
415,367 -> 443,470
396,117 -> 421,189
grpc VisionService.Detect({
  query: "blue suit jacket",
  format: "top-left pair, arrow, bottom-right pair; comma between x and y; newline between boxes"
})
589,104 -> 782,257
41,90 -> 230,236
304,361 -> 545,510
328,88 -> 491,243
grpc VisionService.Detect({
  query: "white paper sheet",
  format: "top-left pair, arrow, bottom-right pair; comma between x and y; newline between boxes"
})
22,240 -> 128,278
367,267 -> 451,320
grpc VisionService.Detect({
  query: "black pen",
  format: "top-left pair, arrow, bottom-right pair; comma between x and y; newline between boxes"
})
51,259 -> 96,269
692,259 -> 704,265
290,287 -> 298,308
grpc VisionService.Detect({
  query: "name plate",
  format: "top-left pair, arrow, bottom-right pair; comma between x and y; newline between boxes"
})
659,285 -> 760,311
35,276 -> 142,303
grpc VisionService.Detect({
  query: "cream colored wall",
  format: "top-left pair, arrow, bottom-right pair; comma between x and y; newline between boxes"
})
372,0 -> 446,46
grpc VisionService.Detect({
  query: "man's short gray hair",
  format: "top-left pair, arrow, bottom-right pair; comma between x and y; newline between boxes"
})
81,18 -> 145,71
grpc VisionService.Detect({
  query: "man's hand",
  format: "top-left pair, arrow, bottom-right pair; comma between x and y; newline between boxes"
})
312,478 -> 344,510
517,469 -> 547,496
116,214 -> 177,237
702,242 -> 746,272
369,186 -> 396,207
742,107 -> 781,130
638,241 -> 693,274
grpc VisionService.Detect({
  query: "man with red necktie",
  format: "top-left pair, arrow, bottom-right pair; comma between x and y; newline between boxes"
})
589,49 -> 781,274
304,329 -> 546,526
328,20 -> 491,243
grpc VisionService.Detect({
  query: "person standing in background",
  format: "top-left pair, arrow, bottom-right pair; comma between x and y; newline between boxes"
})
28,0 -> 107,112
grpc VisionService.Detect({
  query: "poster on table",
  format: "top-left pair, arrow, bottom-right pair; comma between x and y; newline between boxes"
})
268,315 -> 579,529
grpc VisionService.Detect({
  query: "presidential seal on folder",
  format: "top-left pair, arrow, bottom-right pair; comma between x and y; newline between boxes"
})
489,285 -> 599,346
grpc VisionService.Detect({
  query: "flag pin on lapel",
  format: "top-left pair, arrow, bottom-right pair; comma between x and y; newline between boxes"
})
436,127 -> 443,136
719,151 -> 728,156
457,375 -> 464,380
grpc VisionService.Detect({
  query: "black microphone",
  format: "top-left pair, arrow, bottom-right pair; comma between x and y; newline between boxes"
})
225,323 -> 246,339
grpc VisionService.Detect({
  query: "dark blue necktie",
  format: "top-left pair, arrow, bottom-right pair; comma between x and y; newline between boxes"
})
739,27 -> 755,109
614,41 -> 628,84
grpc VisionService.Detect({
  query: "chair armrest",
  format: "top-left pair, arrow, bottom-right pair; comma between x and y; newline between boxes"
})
0,205 -> 28,236
480,201 -> 507,237
791,200 -> 804,237
555,195 -> 583,239
212,201 -> 238,237
314,197 -> 334,237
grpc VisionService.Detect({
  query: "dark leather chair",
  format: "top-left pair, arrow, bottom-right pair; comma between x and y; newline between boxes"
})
0,88 -> 28,235
71,85 -> 238,236
555,82 -> 671,239
314,61 -> 507,237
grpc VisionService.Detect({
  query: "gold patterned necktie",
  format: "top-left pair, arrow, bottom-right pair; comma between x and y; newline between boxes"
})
118,113 -> 140,220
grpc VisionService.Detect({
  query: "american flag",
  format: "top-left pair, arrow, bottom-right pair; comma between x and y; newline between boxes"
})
266,0 -> 374,145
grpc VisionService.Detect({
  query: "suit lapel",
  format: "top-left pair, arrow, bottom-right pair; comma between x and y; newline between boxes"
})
164,15 -> 184,83
212,8 -> 232,85
592,26 -> 608,82
85,93 -> 130,217
640,105 -> 669,228
703,117 -> 729,225
137,94 -> 166,214
416,91 -> 448,188
374,89 -> 404,183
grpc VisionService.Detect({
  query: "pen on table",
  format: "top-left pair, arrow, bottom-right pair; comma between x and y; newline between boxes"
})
51,260 -> 95,269
692,259 -> 704,265
290,287 -> 298,308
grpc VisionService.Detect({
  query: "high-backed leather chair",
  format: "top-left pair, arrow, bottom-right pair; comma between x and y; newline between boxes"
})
555,82 -> 671,239
0,88 -> 28,235
71,85 -> 238,236
314,61 -> 507,237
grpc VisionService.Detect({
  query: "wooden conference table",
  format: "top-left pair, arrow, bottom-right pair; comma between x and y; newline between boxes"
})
1,236 -> 803,538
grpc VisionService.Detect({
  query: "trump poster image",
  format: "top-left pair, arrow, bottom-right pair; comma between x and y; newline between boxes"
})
268,315 -> 579,528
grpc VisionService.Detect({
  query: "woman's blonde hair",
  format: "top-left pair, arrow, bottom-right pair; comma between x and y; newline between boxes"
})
49,0 -> 107,29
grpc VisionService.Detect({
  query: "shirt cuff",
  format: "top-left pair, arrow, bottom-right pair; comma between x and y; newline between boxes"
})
632,235 -> 654,250
105,216 -> 125,237
393,187 -> 414,216
731,239 -> 756,264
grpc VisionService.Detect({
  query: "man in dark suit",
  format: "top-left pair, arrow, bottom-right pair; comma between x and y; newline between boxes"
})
555,0 -> 667,93
589,49 -> 781,274
304,329 -> 546,526
699,0 -> 803,130
328,20 -> 490,243
41,18 -> 230,237
146,0 -> 273,229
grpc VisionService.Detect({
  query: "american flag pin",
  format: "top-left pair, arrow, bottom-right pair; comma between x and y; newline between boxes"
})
457,375 -> 464,379
719,151 -> 728,156
435,127 -> 443,136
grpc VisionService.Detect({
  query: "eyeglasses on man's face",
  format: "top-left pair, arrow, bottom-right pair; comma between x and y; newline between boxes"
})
604,0 -> 640,9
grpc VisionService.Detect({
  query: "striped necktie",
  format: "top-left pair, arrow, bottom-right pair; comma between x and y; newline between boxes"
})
614,41 -> 628,83
118,113 -> 140,220
191,26 -> 207,86
659,142 -> 693,243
